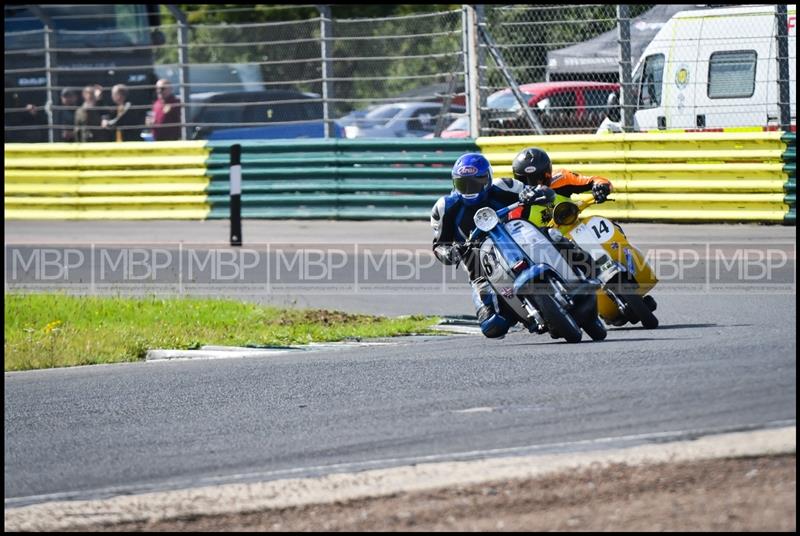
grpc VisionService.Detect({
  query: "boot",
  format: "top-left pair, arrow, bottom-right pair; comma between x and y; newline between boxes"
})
472,277 -> 512,339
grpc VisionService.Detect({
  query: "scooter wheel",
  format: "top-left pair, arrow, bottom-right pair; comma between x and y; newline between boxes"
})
622,294 -> 659,329
535,295 -> 582,343
582,317 -> 607,341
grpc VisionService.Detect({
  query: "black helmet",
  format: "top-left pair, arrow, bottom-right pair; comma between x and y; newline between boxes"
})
511,147 -> 552,186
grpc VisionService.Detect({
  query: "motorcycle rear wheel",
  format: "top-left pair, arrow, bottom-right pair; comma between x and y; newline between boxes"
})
621,293 -> 659,329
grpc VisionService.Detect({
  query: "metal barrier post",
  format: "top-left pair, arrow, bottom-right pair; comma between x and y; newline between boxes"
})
617,4 -> 634,132
776,5 -> 792,131
319,5 -> 334,139
465,5 -> 480,138
166,5 -> 190,141
230,144 -> 242,246
43,25 -> 55,143
28,6 -> 55,142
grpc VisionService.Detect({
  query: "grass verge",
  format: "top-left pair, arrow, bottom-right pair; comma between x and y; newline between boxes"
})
4,293 -> 439,371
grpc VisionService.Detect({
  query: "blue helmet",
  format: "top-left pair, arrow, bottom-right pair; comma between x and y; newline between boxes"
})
451,153 -> 493,205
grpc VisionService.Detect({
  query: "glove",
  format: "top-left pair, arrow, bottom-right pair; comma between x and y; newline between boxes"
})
520,185 -> 555,206
592,182 -> 611,203
446,241 -> 472,265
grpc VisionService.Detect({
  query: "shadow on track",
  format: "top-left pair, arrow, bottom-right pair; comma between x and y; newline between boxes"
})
498,336 -> 699,347
608,323 -> 724,331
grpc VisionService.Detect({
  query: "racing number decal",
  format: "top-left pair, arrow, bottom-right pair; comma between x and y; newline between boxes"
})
587,217 -> 613,242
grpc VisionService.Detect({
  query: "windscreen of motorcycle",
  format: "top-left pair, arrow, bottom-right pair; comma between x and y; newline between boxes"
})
504,220 -> 582,284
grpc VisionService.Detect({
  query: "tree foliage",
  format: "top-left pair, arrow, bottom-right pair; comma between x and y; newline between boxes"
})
155,4 -> 655,117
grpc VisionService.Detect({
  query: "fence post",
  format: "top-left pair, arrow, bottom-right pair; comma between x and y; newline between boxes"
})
230,144 -> 242,247
476,5 -> 487,136
43,24 -> 55,143
775,5 -> 792,131
464,5 -> 479,138
617,4 -> 634,132
29,5 -> 55,142
318,5 -> 334,139
166,5 -> 190,141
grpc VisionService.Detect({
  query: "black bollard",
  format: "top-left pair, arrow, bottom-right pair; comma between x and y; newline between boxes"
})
229,143 -> 242,246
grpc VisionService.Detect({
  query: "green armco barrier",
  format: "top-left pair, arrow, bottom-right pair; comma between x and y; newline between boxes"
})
205,138 -> 478,220
783,132 -> 796,224
207,179 -> 451,194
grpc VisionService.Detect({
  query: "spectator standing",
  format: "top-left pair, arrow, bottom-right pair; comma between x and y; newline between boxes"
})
54,87 -> 80,142
148,79 -> 181,141
5,91 -> 47,142
102,84 -> 139,141
22,103 -> 48,142
74,85 -> 111,142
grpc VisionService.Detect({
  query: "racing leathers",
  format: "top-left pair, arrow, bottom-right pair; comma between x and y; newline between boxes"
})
431,177 -> 529,339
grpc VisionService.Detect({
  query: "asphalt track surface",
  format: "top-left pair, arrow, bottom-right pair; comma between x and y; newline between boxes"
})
4,220 -> 797,506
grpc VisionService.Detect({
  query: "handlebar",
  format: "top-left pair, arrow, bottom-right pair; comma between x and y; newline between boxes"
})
496,202 -> 520,219
576,195 -> 615,211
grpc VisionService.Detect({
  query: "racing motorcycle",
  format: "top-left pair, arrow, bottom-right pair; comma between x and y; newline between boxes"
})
546,196 -> 659,329
467,200 -> 607,343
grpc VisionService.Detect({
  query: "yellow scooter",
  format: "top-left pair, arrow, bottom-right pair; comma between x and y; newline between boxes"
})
546,196 -> 659,329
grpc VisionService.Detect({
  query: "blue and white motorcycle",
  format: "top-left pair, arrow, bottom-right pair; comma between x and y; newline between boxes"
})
467,200 -> 607,343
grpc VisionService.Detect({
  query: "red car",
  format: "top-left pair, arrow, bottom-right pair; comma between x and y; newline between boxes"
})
435,81 -> 620,137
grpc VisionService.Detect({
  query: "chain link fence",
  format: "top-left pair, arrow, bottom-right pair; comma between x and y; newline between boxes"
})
479,4 -> 623,135
329,9 -> 466,138
4,4 -> 795,143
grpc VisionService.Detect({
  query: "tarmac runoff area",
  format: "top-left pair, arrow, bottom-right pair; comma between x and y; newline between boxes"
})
4,426 -> 794,531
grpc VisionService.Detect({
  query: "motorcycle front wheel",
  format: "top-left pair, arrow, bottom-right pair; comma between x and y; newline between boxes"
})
581,316 -> 608,340
534,294 -> 583,343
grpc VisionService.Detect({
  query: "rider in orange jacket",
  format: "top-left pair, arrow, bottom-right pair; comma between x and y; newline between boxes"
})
510,147 -> 615,280
510,147 -> 613,226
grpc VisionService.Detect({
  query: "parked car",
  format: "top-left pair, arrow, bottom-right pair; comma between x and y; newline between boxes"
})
343,102 -> 466,138
190,90 -> 336,140
493,81 -> 619,135
439,81 -> 620,137
337,104 -> 379,128
424,115 -> 470,139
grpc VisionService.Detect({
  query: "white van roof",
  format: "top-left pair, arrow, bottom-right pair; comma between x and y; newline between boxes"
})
671,4 -> 796,19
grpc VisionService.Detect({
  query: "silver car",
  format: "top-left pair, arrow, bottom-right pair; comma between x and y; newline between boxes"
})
343,102 -> 466,138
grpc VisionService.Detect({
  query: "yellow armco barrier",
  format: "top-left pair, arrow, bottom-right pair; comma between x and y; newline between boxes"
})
477,132 -> 790,222
4,142 -> 211,220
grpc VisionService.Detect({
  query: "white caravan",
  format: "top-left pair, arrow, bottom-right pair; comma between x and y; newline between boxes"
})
632,4 -> 796,131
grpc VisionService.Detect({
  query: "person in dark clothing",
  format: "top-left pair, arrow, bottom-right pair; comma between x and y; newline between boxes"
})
147,78 -> 182,141
54,87 -> 80,142
4,91 -> 48,143
102,84 -> 139,142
